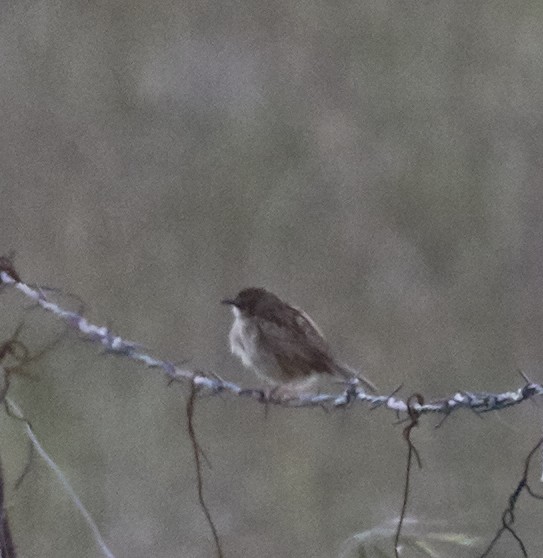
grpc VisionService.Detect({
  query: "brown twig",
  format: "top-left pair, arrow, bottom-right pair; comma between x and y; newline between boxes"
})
0,454 -> 16,558
186,379 -> 223,558
480,436 -> 543,557
394,393 -> 424,558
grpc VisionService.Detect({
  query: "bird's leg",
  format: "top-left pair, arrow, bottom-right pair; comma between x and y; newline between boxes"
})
265,376 -> 319,402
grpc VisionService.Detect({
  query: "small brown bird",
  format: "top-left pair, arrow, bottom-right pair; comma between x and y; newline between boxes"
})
222,287 -> 377,394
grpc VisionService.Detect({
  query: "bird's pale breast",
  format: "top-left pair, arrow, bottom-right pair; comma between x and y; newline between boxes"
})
228,309 -> 289,383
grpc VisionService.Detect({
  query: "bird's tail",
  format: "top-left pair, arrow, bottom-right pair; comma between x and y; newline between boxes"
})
333,362 -> 378,394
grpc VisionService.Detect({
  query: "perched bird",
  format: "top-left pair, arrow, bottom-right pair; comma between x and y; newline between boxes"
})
222,287 -> 377,394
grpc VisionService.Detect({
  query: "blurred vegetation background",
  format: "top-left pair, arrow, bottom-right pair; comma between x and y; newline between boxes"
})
0,0 -> 542,556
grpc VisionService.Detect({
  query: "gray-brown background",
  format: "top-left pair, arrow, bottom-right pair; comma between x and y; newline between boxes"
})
1,0 -> 542,556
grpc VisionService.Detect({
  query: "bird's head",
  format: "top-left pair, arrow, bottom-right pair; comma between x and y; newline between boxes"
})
222,287 -> 280,317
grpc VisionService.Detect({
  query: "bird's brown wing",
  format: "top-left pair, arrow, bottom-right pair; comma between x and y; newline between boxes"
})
258,300 -> 377,391
257,304 -> 335,379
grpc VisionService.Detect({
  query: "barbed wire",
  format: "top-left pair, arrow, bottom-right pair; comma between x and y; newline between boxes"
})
1,270 -> 541,417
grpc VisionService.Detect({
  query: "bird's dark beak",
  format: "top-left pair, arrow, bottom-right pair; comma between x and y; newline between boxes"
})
221,298 -> 237,306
